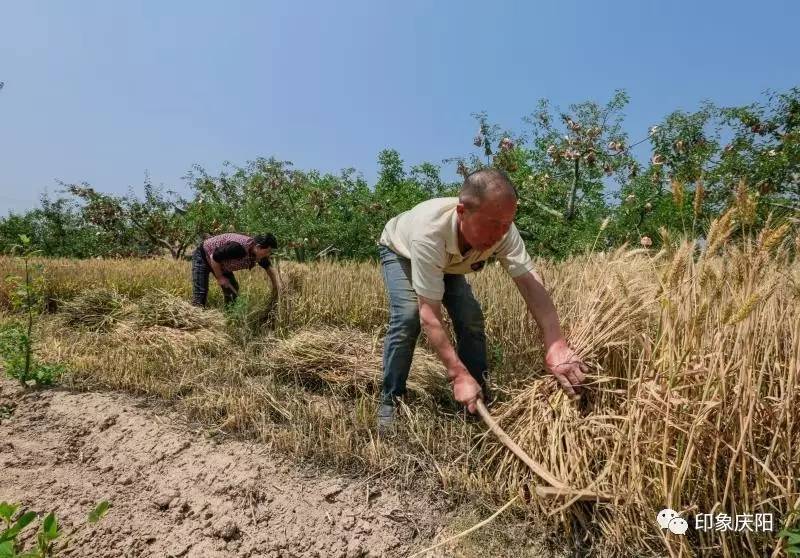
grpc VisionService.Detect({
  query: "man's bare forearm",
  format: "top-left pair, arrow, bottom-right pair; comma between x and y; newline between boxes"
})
206,250 -> 224,280
418,297 -> 465,374
266,267 -> 280,289
418,296 -> 482,410
513,272 -> 565,350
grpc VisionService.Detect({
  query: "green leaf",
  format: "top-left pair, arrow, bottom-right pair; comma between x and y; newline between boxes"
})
12,512 -> 35,531
17,235 -> 30,246
42,512 -> 58,540
0,540 -> 13,558
87,501 -> 110,524
0,512 -> 36,543
36,530 -> 45,553
0,504 -> 17,523
786,544 -> 800,555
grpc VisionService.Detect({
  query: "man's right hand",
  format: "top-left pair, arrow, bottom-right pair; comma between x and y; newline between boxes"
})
449,366 -> 482,414
417,297 -> 482,414
217,277 -> 236,294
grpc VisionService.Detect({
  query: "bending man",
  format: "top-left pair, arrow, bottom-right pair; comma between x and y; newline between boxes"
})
191,232 -> 280,307
377,168 -> 587,430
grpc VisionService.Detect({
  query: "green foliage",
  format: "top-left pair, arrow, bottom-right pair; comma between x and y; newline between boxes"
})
372,150 -> 458,252
464,91 -> 634,258
1,236 -> 65,387
65,177 -> 198,259
0,402 -> 13,422
0,196 -> 108,258
0,214 -> 36,255
181,152 -> 454,262
0,324 -> 62,386
0,501 -> 109,557
223,293 -> 274,344
636,87 -> 800,245
87,502 -> 110,524
779,527 -> 800,554
778,507 -> 800,556
1,88 -> 798,262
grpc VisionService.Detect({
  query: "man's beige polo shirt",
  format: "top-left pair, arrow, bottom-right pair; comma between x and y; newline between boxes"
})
378,197 -> 536,301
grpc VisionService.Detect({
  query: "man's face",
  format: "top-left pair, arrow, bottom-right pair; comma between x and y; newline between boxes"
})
254,246 -> 273,260
457,197 -> 516,251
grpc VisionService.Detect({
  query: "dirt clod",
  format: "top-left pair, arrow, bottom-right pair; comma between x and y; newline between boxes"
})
154,491 -> 178,510
167,541 -> 192,557
212,518 -> 239,540
322,482 -> 346,502
97,415 -> 117,431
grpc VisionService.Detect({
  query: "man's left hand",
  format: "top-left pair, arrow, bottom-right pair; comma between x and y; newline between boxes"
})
545,340 -> 588,400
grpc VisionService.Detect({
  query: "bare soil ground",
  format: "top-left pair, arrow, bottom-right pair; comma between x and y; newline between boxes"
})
0,378 -> 454,557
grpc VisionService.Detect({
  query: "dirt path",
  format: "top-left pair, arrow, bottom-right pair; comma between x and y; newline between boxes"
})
0,379 -> 449,557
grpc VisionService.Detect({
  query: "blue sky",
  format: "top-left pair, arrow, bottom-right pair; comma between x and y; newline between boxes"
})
1,0 -> 798,214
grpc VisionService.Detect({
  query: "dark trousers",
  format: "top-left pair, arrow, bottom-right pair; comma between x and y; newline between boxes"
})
191,246 -> 239,307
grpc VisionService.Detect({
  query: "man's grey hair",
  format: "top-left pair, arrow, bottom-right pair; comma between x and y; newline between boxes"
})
459,168 -> 518,210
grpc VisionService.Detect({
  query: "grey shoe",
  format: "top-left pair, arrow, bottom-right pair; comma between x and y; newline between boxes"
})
377,403 -> 396,434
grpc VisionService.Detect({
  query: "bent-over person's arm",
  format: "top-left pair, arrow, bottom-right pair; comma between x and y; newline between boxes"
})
417,296 -> 482,413
259,257 -> 281,293
513,271 -> 587,399
207,241 -> 244,292
411,238 -> 483,412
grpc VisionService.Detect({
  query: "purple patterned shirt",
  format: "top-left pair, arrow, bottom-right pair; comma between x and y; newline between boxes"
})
202,233 -> 270,273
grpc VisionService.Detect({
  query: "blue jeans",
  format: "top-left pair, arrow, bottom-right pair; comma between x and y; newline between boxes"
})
379,245 -> 488,404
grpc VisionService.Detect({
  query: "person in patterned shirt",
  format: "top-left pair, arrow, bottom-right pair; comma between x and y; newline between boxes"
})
191,232 -> 280,307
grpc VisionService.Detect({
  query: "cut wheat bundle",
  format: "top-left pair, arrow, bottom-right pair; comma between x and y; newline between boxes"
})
58,288 -> 128,331
259,327 -> 450,401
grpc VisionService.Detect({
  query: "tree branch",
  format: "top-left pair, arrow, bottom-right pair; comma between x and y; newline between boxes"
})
533,200 -> 564,220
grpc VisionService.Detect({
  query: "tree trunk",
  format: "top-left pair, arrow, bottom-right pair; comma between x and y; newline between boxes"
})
636,208 -> 646,229
566,158 -> 580,220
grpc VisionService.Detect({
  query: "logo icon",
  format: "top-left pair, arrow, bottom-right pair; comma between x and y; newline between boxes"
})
657,508 -> 688,535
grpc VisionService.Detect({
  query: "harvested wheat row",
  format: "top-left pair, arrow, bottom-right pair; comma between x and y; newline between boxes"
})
112,322 -> 231,357
259,327 -> 449,401
58,288 -> 128,331
134,290 -> 224,331
55,288 -> 230,355
56,287 -> 225,333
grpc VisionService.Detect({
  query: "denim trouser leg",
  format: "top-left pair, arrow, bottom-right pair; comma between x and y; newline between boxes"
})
191,246 -> 211,307
379,245 -> 490,404
442,274 -> 489,389
379,246 -> 421,404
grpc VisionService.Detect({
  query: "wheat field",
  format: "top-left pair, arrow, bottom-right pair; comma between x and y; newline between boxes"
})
1,219 -> 799,557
